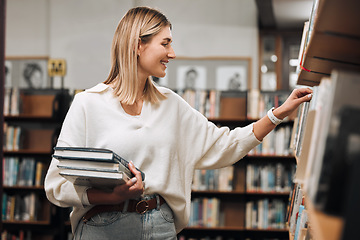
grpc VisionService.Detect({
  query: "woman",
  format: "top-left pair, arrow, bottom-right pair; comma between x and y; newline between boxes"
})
45,6 -> 312,240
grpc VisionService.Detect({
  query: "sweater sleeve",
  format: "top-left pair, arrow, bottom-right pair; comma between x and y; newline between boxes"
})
176,95 -> 261,170
44,93 -> 91,208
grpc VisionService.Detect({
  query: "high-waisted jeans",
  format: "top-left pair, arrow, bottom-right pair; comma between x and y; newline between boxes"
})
73,195 -> 177,240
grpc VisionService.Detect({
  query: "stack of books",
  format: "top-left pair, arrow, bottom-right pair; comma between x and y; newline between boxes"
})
53,147 -> 145,190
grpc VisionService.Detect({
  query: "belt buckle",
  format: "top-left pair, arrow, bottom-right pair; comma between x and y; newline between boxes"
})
136,200 -> 149,214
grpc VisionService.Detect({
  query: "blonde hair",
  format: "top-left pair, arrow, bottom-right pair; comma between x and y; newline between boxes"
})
104,7 -> 171,104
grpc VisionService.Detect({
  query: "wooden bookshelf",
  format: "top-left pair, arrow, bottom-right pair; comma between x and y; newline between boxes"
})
289,0 -> 360,239
175,88 -> 297,239
2,89 -> 71,240
179,114 -> 295,239
297,0 -> 360,86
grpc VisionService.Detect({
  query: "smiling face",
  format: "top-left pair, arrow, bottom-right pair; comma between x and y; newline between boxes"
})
137,26 -> 176,81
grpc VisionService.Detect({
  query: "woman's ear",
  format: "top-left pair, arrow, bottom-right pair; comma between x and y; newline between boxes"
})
137,38 -> 142,57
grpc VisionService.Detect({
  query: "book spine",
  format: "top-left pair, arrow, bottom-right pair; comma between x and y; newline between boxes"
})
113,153 -> 145,181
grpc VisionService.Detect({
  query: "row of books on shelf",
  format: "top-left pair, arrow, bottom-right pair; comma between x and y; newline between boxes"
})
291,70 -> 360,217
2,192 -> 40,222
188,197 -> 221,228
246,163 -> 295,193
192,166 -> 234,191
188,197 -> 288,230
247,89 -> 290,120
245,198 -> 287,230
249,125 -> 293,156
3,124 -> 21,151
295,0 -> 318,76
179,89 -> 291,120
3,88 -> 21,116
286,184 -> 311,240
3,157 -> 46,187
179,89 -> 220,119
4,87 -> 72,119
3,124 -> 56,152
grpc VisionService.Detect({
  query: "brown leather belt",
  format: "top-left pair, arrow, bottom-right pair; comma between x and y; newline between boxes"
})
82,195 -> 165,223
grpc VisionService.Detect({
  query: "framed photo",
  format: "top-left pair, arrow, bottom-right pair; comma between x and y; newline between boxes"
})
216,66 -> 248,91
176,65 -> 207,90
163,57 -> 251,91
5,57 -> 49,89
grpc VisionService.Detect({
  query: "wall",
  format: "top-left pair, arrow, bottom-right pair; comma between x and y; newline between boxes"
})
6,0 -> 49,56
5,0 -> 259,90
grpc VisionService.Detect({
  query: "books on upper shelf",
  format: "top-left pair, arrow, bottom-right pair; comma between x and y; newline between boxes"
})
53,147 -> 145,189
4,88 -> 71,118
179,88 -> 294,122
296,0 -> 319,76
296,21 -> 310,75
4,88 -> 20,116
249,125 -> 293,156
179,89 -> 220,118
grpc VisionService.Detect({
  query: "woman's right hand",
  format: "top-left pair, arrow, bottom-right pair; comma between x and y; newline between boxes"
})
87,161 -> 145,205
111,161 -> 145,202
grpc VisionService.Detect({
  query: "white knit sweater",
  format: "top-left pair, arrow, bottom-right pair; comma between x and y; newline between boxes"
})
44,83 -> 261,233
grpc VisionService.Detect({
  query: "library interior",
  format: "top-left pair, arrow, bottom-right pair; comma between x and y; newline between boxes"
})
1,0 -> 359,240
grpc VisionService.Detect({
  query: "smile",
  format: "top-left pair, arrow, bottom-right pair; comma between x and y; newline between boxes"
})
160,61 -> 168,67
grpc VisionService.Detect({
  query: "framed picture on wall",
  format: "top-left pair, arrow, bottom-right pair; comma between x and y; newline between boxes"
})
164,57 -> 251,91
176,65 -> 207,90
216,65 -> 248,91
5,57 -> 49,89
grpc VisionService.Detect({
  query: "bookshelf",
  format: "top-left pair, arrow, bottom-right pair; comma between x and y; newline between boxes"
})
179,154 -> 295,240
2,88 -> 71,240
178,90 -> 295,240
288,0 -> 360,240
297,0 -> 360,86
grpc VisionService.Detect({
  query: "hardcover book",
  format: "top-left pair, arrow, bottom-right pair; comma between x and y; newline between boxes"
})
53,147 -> 145,181
59,169 -> 131,190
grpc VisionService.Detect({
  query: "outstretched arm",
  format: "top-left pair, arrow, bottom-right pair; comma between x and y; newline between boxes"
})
253,88 -> 313,141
